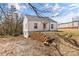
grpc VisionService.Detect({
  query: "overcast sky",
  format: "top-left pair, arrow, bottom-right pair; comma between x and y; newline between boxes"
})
0,3 -> 79,23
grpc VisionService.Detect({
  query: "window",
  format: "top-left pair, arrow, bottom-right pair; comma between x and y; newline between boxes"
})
43,23 -> 46,29
51,24 -> 54,29
34,23 -> 38,29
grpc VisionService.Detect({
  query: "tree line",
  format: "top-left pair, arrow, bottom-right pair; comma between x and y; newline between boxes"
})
0,4 -> 24,36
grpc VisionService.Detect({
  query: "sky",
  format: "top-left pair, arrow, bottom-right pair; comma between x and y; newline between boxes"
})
0,3 -> 79,23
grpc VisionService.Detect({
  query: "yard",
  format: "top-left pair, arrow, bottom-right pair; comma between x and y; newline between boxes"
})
58,29 -> 79,36
0,36 -> 59,56
0,29 -> 79,56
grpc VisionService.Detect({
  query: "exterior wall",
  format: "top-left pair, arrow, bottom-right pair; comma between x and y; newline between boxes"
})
73,22 -> 78,27
28,21 -> 57,31
58,22 -> 79,29
43,22 -> 49,31
28,21 -> 43,31
23,16 -> 29,38
50,22 -> 57,31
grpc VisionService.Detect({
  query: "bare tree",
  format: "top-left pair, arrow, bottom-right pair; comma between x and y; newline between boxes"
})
0,4 -> 24,36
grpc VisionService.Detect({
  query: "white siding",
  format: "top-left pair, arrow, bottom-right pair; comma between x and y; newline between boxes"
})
28,21 -> 57,31
28,21 -> 43,31
74,22 -> 78,27
50,22 -> 57,30
23,16 -> 29,38
58,22 -> 79,28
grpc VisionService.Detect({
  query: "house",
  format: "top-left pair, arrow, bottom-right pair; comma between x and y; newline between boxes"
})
23,15 -> 57,38
58,21 -> 79,29
58,16 -> 79,29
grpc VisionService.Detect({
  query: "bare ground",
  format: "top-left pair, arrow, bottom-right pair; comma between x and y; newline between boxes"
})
0,35 -> 79,56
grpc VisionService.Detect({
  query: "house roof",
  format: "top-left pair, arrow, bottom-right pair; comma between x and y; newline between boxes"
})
26,15 -> 57,23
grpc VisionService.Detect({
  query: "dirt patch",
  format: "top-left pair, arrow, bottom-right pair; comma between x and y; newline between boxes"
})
0,35 -> 78,56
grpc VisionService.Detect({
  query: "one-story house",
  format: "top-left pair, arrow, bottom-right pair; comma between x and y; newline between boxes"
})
58,21 -> 79,29
23,15 -> 57,38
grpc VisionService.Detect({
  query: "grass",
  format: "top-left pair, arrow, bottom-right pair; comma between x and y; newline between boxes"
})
29,29 -> 79,36
57,29 -> 79,36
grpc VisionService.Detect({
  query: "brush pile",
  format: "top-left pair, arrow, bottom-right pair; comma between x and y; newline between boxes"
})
30,32 -> 58,46
30,32 -> 48,42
